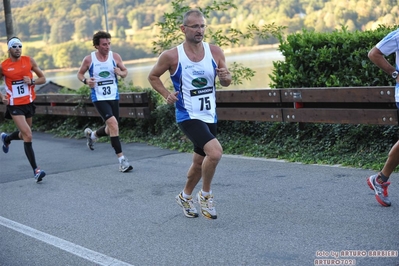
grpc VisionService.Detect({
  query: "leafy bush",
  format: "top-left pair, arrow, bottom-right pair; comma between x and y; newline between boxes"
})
270,25 -> 398,88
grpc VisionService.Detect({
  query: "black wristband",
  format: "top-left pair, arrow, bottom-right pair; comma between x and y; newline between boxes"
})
82,78 -> 87,84
30,80 -> 35,85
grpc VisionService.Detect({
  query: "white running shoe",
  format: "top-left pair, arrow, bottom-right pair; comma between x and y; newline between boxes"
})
175,192 -> 198,218
84,128 -> 94,150
197,191 -> 217,219
119,157 -> 133,172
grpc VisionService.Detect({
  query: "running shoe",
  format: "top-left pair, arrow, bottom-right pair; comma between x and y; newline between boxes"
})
197,191 -> 217,219
1,132 -> 9,153
175,192 -> 198,218
34,168 -> 46,183
84,128 -> 94,150
119,158 -> 133,172
367,173 -> 391,207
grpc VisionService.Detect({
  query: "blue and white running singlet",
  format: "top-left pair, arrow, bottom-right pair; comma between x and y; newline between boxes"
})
171,42 -> 218,123
88,51 -> 119,102
376,29 -> 399,105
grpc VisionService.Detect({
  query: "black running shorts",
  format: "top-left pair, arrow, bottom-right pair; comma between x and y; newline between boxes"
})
93,100 -> 119,122
178,119 -> 217,157
6,102 -> 36,119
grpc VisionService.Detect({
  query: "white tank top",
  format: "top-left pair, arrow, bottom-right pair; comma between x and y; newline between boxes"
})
89,51 -> 119,102
376,29 -> 399,104
171,42 -> 218,123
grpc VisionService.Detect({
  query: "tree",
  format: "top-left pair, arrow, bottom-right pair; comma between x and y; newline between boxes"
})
51,42 -> 89,68
89,4 -> 103,20
42,32 -> 49,43
117,26 -> 126,39
151,0 -> 286,86
127,9 -> 142,29
345,19 -> 356,32
74,17 -> 94,41
35,51 -> 54,70
49,19 -> 74,44
15,21 -> 30,40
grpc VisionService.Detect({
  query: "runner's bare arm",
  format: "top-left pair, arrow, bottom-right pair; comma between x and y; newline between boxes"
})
30,57 -> 46,85
148,49 -> 178,100
113,53 -> 128,78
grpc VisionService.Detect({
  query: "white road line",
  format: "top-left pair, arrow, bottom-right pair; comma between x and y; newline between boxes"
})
0,216 -> 134,266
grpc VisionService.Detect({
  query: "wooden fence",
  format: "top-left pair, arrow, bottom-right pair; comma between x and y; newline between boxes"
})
0,86 -> 398,125
216,86 -> 398,125
0,92 -> 153,119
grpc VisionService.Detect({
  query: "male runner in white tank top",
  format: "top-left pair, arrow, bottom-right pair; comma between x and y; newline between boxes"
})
148,9 -> 232,219
367,28 -> 399,207
77,31 -> 133,173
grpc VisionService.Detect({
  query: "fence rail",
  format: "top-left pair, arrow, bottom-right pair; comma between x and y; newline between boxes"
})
0,87 -> 398,125
216,86 -> 398,125
0,92 -> 153,119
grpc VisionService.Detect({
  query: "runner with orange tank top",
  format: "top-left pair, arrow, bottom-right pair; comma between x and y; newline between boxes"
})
0,37 -> 47,182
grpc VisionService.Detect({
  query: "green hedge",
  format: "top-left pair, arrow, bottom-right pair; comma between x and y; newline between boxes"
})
270,25 -> 398,88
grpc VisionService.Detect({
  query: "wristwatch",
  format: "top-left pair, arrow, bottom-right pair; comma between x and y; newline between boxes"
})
82,78 -> 87,84
30,80 -> 35,85
392,71 -> 398,79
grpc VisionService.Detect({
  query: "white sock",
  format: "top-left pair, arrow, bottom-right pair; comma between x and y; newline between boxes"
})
118,156 -> 125,163
182,191 -> 191,199
90,132 -> 97,140
201,190 -> 211,197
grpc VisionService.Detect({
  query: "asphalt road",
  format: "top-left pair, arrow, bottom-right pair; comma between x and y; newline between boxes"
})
0,132 -> 398,266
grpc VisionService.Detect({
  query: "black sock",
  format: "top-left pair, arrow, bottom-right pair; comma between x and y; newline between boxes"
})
5,131 -> 20,143
96,126 -> 107,137
24,142 -> 38,170
110,136 -> 122,154
379,172 -> 389,183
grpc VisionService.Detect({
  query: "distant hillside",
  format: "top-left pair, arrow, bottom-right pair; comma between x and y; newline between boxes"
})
1,0 -> 397,70
1,0 -> 398,46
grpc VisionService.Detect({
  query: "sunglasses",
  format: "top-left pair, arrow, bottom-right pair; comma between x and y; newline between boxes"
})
11,45 -> 22,49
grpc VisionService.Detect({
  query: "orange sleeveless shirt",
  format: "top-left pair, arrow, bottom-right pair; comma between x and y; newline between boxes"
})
1,56 -> 36,105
